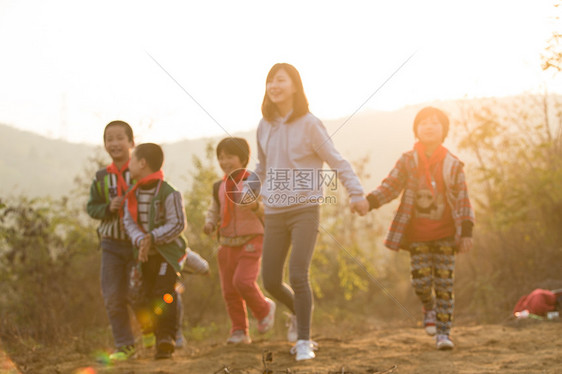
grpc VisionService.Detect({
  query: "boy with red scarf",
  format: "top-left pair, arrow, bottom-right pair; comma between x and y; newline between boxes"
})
366,107 -> 474,350
87,120 -> 138,361
203,137 -> 275,345
123,143 -> 188,359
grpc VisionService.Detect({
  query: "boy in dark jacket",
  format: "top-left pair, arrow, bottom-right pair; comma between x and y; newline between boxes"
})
123,143 -> 188,359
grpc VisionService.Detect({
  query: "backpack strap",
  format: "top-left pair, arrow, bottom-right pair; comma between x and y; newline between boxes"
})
212,180 -> 222,209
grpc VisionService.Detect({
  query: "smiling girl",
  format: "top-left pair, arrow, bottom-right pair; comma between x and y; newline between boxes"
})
254,63 -> 368,361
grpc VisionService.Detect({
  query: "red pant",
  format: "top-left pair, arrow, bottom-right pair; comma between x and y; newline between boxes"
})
217,235 -> 269,334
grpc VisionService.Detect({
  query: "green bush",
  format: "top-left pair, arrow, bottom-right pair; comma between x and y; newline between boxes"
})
453,94 -> 562,321
0,197 -> 107,347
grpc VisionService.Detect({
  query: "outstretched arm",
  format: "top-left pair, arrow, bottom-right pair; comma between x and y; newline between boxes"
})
310,120 -> 366,212
203,195 -> 220,235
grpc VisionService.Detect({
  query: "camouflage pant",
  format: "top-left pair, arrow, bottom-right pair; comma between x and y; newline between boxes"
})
409,238 -> 456,335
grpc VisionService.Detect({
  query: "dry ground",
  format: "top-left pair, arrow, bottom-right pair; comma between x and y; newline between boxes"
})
6,318 -> 561,374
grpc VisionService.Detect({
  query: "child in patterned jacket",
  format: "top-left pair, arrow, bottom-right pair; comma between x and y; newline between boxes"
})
366,107 -> 475,350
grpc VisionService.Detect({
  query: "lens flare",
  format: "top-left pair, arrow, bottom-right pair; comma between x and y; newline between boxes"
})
75,367 -> 97,374
163,293 -> 174,304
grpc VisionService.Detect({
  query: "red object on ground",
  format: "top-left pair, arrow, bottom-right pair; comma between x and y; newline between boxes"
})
513,289 -> 557,316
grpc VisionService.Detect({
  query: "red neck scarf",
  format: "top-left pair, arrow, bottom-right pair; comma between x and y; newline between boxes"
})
221,169 -> 251,229
125,170 -> 164,226
106,160 -> 130,197
414,141 -> 447,196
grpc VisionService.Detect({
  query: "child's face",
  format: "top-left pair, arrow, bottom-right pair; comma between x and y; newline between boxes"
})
266,69 -> 296,109
218,150 -> 244,176
128,152 -> 143,180
416,115 -> 444,145
104,125 -> 134,162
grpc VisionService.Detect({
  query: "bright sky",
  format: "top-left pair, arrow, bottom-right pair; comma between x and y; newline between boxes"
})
0,0 -> 559,144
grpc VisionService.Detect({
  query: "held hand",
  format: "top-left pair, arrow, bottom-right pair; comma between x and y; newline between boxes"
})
109,196 -> 124,213
138,243 -> 149,263
203,222 -> 215,235
350,198 -> 369,216
239,200 -> 257,211
457,237 -> 473,254
138,234 -> 152,262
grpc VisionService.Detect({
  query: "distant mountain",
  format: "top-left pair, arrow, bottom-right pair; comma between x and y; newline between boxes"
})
0,125 -> 97,198
0,97 -> 510,198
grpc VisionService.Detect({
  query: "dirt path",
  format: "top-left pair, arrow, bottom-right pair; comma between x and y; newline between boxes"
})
15,320 -> 562,374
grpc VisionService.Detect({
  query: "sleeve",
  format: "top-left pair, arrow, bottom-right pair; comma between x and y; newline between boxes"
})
151,191 -> 187,245
123,200 -> 145,247
310,119 -> 365,202
452,163 -> 475,236
205,195 -> 220,227
253,121 -> 267,185
367,154 -> 409,210
86,179 -> 112,220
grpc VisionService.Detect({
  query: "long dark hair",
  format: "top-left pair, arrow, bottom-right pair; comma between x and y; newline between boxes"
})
261,63 -> 309,123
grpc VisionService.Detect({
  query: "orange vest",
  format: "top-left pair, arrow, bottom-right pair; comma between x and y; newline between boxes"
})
217,181 -> 264,238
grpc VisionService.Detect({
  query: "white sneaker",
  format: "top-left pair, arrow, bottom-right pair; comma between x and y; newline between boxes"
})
226,330 -> 251,344
423,309 -> 437,336
258,298 -> 276,333
435,334 -> 454,350
175,331 -> 186,349
285,313 -> 297,342
290,339 -> 318,361
184,249 -> 209,274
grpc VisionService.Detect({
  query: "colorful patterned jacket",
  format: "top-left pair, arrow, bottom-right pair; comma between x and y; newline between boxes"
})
367,149 -> 474,251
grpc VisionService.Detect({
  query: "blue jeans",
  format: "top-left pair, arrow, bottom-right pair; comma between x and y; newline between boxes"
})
100,238 -> 136,348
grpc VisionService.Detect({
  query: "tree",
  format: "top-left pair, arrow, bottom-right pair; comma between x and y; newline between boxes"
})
453,94 -> 562,319
542,1 -> 562,72
180,143 -> 223,327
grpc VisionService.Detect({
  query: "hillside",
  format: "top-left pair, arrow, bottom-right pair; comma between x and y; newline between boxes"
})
0,124 -> 96,198
2,94 -> 562,374
0,96 -> 509,198
0,103 -> 429,198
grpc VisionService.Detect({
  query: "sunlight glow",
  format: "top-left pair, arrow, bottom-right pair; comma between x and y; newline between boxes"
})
0,0 -> 558,144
